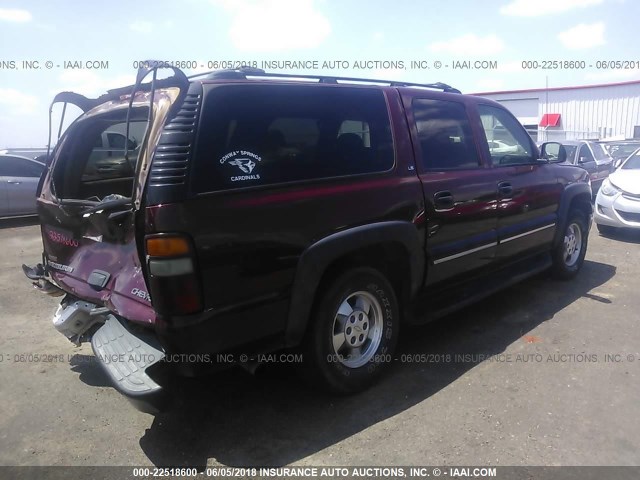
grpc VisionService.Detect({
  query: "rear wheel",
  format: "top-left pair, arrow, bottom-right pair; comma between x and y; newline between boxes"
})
303,267 -> 399,393
551,210 -> 588,280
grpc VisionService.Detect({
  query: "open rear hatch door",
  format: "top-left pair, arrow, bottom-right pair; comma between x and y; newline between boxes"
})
31,64 -> 189,326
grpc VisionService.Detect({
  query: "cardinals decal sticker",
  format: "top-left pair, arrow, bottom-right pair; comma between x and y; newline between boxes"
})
219,150 -> 262,182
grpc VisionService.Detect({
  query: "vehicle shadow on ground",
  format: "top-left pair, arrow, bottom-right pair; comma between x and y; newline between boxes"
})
0,216 -> 39,229
68,353 -> 113,388
126,260 -> 617,468
597,228 -> 640,245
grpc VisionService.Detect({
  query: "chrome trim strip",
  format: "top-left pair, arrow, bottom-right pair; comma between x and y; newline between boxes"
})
432,223 -> 557,265
500,223 -> 556,244
433,242 -> 497,265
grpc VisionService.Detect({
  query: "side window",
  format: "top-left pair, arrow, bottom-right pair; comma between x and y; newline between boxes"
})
478,104 -> 534,166
107,132 -> 136,150
192,85 -> 394,192
578,144 -> 594,162
0,157 -> 43,177
412,98 -> 480,170
107,133 -> 126,149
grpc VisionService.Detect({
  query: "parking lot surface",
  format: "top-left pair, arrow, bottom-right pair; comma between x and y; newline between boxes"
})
0,218 -> 639,468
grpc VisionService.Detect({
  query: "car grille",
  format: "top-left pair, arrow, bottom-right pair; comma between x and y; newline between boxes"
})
616,210 -> 640,223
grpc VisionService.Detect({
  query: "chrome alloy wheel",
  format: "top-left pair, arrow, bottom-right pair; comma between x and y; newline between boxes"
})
331,290 -> 384,368
563,222 -> 582,267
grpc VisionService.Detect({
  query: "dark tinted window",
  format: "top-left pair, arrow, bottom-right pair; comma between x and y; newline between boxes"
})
0,156 -> 44,177
563,145 -> 577,162
412,98 -> 480,170
192,85 -> 394,192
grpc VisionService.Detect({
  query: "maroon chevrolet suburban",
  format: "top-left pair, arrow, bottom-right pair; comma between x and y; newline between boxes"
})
23,64 -> 592,412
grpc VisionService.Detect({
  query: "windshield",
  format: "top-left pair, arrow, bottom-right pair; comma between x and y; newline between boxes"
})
592,143 -> 611,161
563,145 -> 577,160
609,143 -> 640,158
622,150 -> 640,169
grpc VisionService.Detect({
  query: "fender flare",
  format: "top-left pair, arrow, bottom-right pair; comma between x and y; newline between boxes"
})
285,221 -> 424,346
553,182 -> 593,247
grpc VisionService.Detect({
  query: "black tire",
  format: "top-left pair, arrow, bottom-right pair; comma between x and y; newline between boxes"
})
302,267 -> 400,394
551,210 -> 589,280
597,223 -> 616,236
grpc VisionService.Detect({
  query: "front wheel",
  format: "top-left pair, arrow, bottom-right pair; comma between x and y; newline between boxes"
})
303,267 -> 399,393
551,211 -> 589,280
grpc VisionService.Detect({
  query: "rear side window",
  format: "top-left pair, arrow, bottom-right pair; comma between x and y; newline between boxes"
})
412,98 -> 480,170
191,85 -> 394,192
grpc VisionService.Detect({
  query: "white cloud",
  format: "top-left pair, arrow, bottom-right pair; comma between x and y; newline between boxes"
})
212,0 -> 331,51
428,34 -> 504,57
57,71 -> 136,97
129,20 -> 153,33
499,0 -> 603,17
558,22 -> 605,49
0,88 -> 38,115
0,8 -> 31,22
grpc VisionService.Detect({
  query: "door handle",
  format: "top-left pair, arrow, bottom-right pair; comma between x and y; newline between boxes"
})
434,190 -> 454,209
498,181 -> 513,197
7,180 -> 21,185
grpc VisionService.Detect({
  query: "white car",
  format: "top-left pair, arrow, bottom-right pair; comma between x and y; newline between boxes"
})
594,147 -> 640,233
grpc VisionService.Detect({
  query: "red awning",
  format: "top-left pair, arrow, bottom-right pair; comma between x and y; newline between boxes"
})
540,113 -> 561,127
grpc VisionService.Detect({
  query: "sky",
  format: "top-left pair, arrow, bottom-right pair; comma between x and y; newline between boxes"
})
0,0 -> 639,147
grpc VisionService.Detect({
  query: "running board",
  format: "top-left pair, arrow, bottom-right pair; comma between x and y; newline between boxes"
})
411,251 -> 552,324
91,316 -> 168,414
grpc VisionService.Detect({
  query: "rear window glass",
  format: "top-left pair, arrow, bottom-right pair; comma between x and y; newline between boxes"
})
81,122 -> 146,182
52,108 -> 149,200
191,85 -> 394,192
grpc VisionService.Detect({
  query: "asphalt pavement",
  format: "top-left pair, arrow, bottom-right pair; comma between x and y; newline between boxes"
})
0,217 -> 639,468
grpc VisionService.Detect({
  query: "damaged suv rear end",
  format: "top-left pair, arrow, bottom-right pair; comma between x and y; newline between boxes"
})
24,64 -> 199,412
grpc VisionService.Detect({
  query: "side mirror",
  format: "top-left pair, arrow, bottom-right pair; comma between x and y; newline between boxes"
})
540,142 -> 566,163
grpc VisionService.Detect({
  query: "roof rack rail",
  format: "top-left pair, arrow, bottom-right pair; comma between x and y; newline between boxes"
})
188,66 -> 461,93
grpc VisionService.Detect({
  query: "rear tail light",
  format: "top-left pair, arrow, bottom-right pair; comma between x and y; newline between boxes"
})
146,236 -> 190,257
145,234 -> 203,316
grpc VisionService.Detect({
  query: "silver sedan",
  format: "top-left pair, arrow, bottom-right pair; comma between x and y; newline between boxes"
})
594,148 -> 640,233
0,154 -> 46,217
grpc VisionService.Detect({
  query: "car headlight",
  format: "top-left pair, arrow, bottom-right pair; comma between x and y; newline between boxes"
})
600,178 -> 620,197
